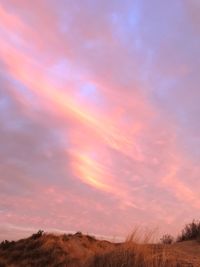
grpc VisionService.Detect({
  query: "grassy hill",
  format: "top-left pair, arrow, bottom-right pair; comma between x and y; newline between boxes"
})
0,231 -> 200,267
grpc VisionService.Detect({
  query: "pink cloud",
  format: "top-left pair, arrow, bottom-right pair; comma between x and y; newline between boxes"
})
0,0 -> 200,241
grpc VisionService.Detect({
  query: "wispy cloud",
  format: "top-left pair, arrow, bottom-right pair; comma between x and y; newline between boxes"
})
0,0 -> 200,240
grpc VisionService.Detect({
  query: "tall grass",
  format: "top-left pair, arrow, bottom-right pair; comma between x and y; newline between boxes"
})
0,229 -> 194,266
86,229 -> 180,267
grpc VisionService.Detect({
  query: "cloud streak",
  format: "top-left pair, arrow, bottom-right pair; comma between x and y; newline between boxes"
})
0,0 -> 200,240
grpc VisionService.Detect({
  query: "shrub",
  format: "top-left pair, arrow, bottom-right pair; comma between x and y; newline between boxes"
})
177,219 -> 200,242
0,240 -> 15,250
0,240 -> 9,250
86,234 -> 96,242
31,230 -> 44,240
74,232 -> 83,238
62,234 -> 70,242
160,234 -> 174,245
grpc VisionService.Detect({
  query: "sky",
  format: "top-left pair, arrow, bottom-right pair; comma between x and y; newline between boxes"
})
0,0 -> 200,241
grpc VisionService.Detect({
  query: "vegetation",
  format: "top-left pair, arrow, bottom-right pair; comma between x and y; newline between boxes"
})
0,233 -> 190,267
0,221 -> 200,266
30,230 -> 44,240
160,234 -> 174,245
177,220 -> 200,242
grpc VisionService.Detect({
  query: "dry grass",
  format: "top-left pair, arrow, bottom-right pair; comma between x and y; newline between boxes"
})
0,231 -> 199,267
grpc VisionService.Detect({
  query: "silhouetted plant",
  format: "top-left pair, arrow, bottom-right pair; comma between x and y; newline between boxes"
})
31,230 -> 44,240
63,234 -> 70,241
86,234 -> 96,242
177,219 -> 200,242
0,240 -> 15,250
160,234 -> 174,244
74,232 -> 83,238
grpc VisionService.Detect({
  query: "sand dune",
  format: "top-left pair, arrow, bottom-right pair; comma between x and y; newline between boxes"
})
0,231 -> 199,267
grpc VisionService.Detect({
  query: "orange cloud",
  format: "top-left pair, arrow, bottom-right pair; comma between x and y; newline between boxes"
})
70,152 -> 113,192
1,0 -> 200,240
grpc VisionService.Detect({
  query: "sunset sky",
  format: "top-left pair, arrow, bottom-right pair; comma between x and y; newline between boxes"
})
0,0 -> 200,241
